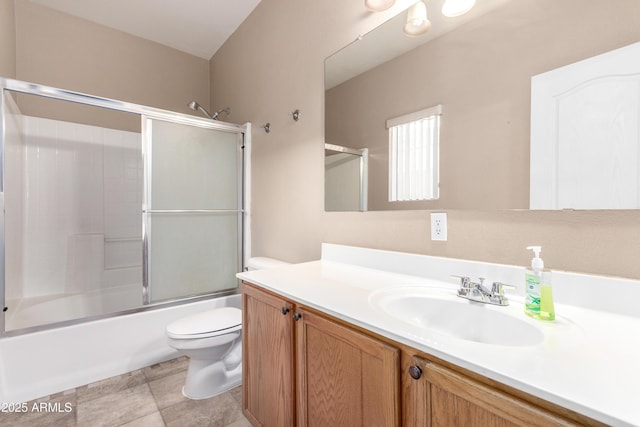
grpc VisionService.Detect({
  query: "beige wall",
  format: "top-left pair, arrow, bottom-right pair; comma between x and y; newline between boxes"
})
211,0 -> 640,280
12,1 -> 210,120
326,0 -> 640,211
0,0 -> 16,78
2,0 -> 638,280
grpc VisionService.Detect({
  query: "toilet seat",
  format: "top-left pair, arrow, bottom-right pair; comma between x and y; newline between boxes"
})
167,307 -> 242,340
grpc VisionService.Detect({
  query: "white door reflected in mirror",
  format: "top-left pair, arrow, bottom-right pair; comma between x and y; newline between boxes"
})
530,41 -> 640,210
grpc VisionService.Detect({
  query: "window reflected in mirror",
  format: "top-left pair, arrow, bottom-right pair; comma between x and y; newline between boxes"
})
388,105 -> 441,203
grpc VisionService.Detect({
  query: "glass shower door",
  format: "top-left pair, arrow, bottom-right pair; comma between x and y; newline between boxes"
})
144,118 -> 243,303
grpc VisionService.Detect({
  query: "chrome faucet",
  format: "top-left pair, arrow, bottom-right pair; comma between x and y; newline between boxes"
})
452,276 -> 513,306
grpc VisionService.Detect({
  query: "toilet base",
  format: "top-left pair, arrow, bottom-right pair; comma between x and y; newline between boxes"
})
182,358 -> 242,400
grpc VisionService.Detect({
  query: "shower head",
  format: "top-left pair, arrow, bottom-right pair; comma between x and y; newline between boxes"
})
187,100 -> 215,120
211,107 -> 231,120
187,101 -> 231,121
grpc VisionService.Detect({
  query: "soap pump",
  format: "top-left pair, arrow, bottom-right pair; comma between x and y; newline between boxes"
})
524,246 -> 555,321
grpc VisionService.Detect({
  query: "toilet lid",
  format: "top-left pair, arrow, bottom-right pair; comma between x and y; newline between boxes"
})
167,307 -> 242,338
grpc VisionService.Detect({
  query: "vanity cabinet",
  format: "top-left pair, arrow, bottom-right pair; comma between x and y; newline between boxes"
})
402,355 -> 600,427
243,281 -> 599,427
296,307 -> 400,426
242,282 -> 400,427
242,282 -> 295,426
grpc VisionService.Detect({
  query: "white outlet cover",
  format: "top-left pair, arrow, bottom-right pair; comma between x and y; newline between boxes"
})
430,212 -> 447,241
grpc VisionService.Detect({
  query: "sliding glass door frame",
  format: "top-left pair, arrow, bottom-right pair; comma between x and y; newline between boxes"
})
0,77 -> 248,334
141,116 -> 245,304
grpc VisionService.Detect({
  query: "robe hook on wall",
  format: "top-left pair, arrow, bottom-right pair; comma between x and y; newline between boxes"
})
262,123 -> 271,133
291,109 -> 301,122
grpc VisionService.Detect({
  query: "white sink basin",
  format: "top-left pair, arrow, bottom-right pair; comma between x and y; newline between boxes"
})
369,286 -> 544,347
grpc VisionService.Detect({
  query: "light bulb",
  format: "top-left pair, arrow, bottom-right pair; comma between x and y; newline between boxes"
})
403,1 -> 431,37
441,0 -> 476,17
365,0 -> 396,12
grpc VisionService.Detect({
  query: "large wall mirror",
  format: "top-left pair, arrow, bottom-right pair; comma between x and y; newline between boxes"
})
324,0 -> 640,211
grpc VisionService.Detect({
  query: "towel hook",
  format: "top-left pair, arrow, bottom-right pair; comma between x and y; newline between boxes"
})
291,109 -> 301,122
261,123 -> 271,133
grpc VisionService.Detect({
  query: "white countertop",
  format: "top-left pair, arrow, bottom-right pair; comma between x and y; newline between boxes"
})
237,244 -> 640,427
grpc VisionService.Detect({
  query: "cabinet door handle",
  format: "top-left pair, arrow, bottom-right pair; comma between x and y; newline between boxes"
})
293,312 -> 302,321
281,307 -> 290,315
408,365 -> 423,380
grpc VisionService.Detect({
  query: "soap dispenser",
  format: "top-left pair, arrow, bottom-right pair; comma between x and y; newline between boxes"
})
524,246 -> 555,321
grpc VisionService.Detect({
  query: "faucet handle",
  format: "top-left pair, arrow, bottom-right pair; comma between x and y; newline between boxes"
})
452,275 -> 473,298
450,275 -> 472,288
491,282 -> 515,297
488,282 -> 515,306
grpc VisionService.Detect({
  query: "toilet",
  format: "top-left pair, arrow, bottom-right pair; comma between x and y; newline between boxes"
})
166,257 -> 289,399
166,307 -> 242,399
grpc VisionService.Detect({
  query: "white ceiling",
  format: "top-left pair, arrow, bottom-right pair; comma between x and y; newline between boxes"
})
30,0 -> 262,60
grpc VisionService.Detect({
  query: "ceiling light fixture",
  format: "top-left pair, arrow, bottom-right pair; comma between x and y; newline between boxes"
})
364,0 -> 396,12
403,1 -> 431,37
441,0 -> 476,17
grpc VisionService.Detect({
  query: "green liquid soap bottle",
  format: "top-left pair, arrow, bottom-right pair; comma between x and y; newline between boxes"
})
524,246 -> 555,321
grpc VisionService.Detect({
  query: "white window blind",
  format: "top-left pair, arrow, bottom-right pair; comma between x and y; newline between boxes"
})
387,105 -> 441,202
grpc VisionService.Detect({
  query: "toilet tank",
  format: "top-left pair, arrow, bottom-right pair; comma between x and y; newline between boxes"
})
246,257 -> 290,271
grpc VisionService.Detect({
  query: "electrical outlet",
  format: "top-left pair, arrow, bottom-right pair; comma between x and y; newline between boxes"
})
430,212 -> 447,241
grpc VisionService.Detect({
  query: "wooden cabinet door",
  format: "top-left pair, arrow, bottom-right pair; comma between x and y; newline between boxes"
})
404,356 -> 578,427
242,283 -> 295,427
295,308 -> 400,427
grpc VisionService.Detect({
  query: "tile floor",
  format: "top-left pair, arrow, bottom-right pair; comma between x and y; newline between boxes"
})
0,356 -> 251,427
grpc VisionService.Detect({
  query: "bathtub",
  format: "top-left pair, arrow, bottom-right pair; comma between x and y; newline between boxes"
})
0,293 -> 241,403
5,284 -> 142,331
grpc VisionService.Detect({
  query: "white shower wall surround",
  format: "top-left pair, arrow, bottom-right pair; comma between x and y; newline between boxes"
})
9,116 -> 142,301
